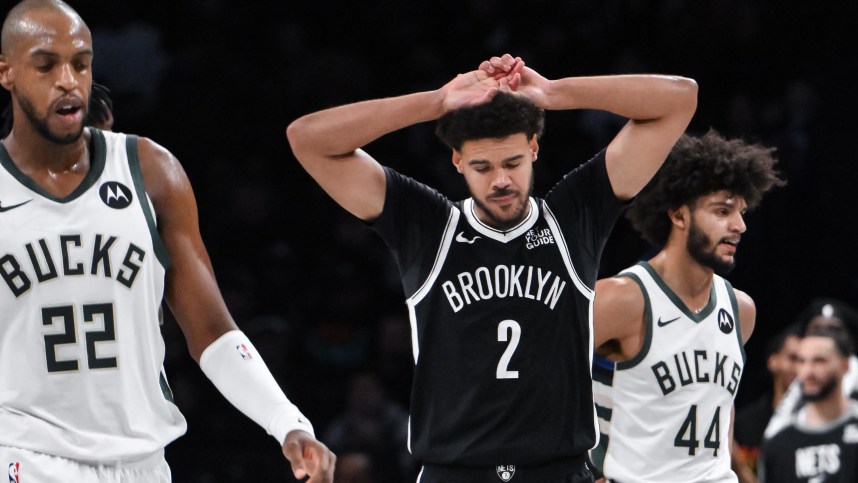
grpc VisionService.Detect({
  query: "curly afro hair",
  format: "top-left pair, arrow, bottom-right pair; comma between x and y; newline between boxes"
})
435,92 -> 544,151
626,129 -> 785,248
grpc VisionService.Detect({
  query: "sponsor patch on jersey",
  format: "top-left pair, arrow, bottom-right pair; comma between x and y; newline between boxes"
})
843,423 -> 858,443
717,308 -> 734,334
99,181 -> 133,209
525,227 -> 554,249
236,343 -> 253,360
496,464 -> 515,481
8,462 -> 20,483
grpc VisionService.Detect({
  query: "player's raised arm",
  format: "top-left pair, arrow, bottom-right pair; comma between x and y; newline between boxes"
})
481,54 -> 698,200
286,67 -> 503,221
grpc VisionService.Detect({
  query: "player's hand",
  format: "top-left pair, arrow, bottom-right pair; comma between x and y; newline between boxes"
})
479,53 -> 523,90
282,430 -> 336,483
439,68 -> 502,112
480,54 -> 551,107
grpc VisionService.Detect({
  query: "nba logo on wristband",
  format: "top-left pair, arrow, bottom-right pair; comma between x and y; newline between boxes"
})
8,462 -> 20,483
236,343 -> 253,360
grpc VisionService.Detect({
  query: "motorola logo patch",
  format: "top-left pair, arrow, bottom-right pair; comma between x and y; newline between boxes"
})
717,308 -> 734,334
99,181 -> 133,209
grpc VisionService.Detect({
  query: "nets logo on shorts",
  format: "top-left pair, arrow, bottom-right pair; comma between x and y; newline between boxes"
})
8,462 -> 20,483
496,464 -> 515,481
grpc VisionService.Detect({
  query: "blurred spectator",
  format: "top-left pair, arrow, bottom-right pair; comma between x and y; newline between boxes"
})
733,323 -> 802,482
325,372 -> 416,483
759,325 -> 858,482
334,452 -> 375,483
765,299 -> 858,440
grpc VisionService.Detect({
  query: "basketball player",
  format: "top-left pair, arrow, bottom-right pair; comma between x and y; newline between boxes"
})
759,325 -> 858,483
288,53 -> 697,482
0,1 -> 334,481
590,130 -> 783,482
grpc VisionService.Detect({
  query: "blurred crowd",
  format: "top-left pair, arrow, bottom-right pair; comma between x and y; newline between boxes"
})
2,0 -> 854,481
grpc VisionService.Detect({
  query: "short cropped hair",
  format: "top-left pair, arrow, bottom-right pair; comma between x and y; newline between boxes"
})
767,323 -> 801,358
804,325 -> 855,359
626,129 -> 784,248
798,298 -> 858,346
435,92 -> 544,151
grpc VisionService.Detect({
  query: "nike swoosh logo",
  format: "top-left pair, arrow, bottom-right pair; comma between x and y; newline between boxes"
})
657,316 -> 681,327
0,199 -> 32,212
455,231 -> 480,244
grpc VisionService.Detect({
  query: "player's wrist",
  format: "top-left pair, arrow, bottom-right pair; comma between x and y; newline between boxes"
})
200,330 -> 314,445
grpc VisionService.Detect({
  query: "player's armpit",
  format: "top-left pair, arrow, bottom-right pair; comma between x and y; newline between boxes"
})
592,276 -> 646,352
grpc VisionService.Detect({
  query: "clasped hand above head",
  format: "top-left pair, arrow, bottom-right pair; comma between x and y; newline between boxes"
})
440,53 -> 552,113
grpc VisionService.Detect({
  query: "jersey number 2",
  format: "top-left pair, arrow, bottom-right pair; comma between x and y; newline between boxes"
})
497,320 -> 521,379
42,303 -> 118,373
674,404 -> 721,456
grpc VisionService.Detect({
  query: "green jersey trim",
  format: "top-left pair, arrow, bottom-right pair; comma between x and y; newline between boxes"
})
125,135 -> 171,269
616,272 -> 654,370
724,279 -> 746,363
638,261 -> 717,322
0,127 -> 106,203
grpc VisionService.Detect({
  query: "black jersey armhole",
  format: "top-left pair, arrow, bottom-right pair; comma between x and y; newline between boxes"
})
126,135 -> 171,270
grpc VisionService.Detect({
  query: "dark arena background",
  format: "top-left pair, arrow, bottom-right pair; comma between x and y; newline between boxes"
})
1,1 -> 855,481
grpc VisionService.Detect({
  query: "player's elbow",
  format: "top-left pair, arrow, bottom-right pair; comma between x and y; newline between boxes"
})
674,76 -> 698,117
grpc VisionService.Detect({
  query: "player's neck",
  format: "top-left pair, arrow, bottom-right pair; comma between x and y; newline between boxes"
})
2,126 -> 90,175
805,391 -> 849,427
649,247 -> 714,312
772,380 -> 790,408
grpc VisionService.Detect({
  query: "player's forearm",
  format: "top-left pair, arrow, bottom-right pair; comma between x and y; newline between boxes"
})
200,330 -> 314,444
287,90 -> 445,159
543,74 -> 697,121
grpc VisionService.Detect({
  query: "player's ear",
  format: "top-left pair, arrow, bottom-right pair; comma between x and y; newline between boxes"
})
452,150 -> 464,174
529,136 -> 539,162
0,56 -> 13,90
668,206 -> 688,229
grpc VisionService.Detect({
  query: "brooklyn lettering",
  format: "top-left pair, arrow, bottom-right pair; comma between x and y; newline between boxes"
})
442,265 -> 567,312
651,350 -> 742,396
0,233 -> 147,297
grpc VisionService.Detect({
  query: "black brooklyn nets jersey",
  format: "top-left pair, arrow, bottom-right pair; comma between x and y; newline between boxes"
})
760,402 -> 858,483
370,150 -> 625,466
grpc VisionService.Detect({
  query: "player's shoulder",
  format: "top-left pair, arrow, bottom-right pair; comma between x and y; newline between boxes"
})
597,275 -> 643,298
595,275 -> 645,315
131,136 -> 191,208
731,287 -> 755,312
729,287 -> 757,342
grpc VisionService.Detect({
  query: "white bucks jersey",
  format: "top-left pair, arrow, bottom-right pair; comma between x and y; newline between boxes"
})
0,129 -> 186,462
596,262 -> 744,483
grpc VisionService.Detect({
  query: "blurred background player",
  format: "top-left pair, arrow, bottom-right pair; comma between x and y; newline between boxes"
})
733,323 -> 801,483
759,325 -> 858,482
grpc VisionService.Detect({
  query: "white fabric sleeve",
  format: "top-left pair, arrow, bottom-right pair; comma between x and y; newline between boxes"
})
199,330 -> 314,444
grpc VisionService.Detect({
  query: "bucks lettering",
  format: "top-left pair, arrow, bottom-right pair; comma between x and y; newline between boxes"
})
651,350 -> 742,396
0,233 -> 146,296
442,265 -> 567,312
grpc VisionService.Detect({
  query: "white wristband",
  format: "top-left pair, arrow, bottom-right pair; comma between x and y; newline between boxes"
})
199,330 -> 314,444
